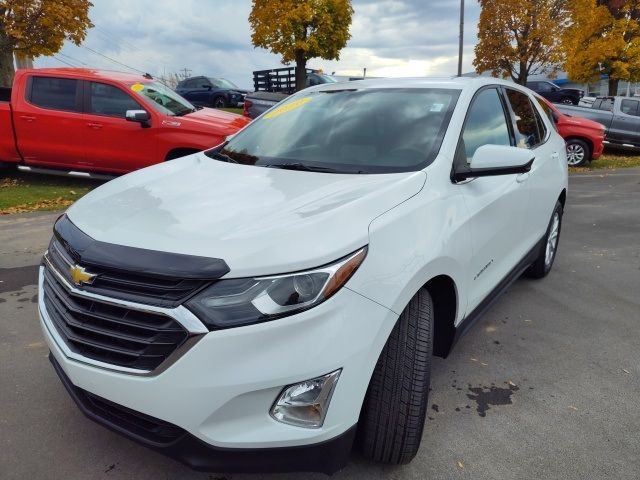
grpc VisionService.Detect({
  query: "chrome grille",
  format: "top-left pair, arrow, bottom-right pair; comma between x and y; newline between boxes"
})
42,265 -> 190,371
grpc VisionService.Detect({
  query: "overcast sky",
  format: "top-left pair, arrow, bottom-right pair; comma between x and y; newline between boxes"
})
35,0 -> 481,89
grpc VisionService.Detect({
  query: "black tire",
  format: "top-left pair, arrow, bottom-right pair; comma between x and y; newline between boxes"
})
359,288 -> 434,464
212,96 -> 227,108
526,201 -> 563,279
566,139 -> 591,167
561,96 -> 577,105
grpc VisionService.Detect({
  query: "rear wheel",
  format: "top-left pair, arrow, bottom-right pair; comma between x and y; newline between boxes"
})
566,139 -> 590,167
359,289 -> 433,464
526,201 -> 563,279
561,97 -> 576,105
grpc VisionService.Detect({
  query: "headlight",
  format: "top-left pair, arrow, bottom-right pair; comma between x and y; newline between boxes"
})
186,247 -> 367,329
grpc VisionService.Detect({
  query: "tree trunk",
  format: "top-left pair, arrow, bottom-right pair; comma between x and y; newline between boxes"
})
608,77 -> 619,96
294,49 -> 307,92
0,28 -> 15,87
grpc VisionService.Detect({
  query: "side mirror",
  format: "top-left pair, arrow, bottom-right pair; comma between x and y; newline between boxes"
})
452,145 -> 534,183
202,84 -> 212,90
125,110 -> 151,128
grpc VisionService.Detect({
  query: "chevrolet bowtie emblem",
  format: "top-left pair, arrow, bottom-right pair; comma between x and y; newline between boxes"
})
69,265 -> 96,286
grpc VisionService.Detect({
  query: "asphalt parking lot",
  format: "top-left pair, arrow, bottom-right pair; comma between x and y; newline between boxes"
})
1,169 -> 639,480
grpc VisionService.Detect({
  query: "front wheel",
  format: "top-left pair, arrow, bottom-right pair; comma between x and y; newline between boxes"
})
212,96 -> 226,108
526,201 -> 563,279
359,289 -> 433,464
561,97 -> 576,105
566,139 -> 591,167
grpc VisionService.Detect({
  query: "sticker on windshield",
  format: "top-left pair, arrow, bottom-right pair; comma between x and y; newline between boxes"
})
430,103 -> 444,112
264,97 -> 311,119
131,83 -> 145,92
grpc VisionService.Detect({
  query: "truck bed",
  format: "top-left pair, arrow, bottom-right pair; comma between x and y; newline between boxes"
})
555,104 -> 613,127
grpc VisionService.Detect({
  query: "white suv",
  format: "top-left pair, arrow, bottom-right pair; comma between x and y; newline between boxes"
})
39,77 -> 567,474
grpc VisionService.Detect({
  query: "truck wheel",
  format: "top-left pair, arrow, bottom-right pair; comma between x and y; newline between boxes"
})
566,139 -> 590,167
213,96 -> 227,108
359,288 -> 433,464
525,201 -> 563,279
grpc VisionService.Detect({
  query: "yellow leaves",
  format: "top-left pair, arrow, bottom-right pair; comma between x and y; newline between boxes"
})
0,0 -> 93,57
474,0 -> 568,82
249,0 -> 353,64
563,0 -> 640,84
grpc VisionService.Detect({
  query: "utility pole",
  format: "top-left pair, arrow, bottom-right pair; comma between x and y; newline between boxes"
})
458,0 -> 464,77
180,67 -> 192,79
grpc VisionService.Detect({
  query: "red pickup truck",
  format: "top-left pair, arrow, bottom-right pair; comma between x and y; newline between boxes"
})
0,68 -> 250,176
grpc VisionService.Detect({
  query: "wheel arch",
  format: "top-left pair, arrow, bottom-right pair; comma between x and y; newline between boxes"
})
422,274 -> 458,358
164,147 -> 202,161
565,136 -> 593,158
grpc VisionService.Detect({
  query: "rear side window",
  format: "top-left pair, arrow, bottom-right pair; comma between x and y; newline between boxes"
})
29,77 -> 80,112
460,88 -> 511,161
506,89 -> 544,149
594,98 -> 614,111
620,99 -> 640,116
534,97 -> 558,132
89,82 -> 142,118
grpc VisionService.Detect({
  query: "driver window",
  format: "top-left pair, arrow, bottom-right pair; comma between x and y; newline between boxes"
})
460,88 -> 511,163
89,82 -> 141,118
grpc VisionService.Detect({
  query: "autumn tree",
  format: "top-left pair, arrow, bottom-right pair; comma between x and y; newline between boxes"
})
0,0 -> 93,86
563,0 -> 640,96
474,0 -> 569,85
249,0 -> 353,91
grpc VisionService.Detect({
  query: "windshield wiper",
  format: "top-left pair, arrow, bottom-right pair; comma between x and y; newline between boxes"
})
209,151 -> 239,163
263,162 -> 343,173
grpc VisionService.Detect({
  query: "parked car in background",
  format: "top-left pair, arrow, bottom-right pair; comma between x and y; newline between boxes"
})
243,67 -> 338,118
535,96 -> 605,166
556,96 -> 640,151
527,80 -> 584,105
175,76 -> 248,108
0,68 -> 250,176
39,77 -> 567,474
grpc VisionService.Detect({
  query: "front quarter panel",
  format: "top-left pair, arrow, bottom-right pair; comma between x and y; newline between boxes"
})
347,158 -> 471,324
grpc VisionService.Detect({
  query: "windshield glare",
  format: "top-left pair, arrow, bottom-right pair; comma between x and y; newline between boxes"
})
215,88 -> 460,174
209,78 -> 239,89
133,81 -> 196,116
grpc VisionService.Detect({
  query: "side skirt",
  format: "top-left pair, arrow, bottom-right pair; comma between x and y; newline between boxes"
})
450,236 -> 544,350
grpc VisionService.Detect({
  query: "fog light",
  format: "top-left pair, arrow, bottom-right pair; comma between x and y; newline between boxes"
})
270,370 -> 341,428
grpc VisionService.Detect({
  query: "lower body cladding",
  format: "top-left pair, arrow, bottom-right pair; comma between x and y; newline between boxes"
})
38,267 -> 398,474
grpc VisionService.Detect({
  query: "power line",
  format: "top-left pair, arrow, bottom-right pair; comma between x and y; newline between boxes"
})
81,45 -> 146,74
58,52 -> 88,66
53,56 -> 78,68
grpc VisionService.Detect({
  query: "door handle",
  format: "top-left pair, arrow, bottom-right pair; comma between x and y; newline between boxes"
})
516,173 -> 529,183
87,122 -> 103,129
20,115 -> 36,122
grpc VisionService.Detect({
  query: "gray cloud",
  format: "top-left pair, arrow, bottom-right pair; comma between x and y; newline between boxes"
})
36,0 -> 480,88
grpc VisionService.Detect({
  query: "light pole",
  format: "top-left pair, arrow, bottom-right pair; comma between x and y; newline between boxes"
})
458,0 -> 464,77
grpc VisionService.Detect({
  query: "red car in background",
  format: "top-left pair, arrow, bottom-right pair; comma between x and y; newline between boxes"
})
536,96 -> 605,167
0,68 -> 250,176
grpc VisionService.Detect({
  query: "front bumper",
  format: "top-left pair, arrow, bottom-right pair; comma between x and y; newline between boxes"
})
39,267 -> 398,472
49,353 -> 356,474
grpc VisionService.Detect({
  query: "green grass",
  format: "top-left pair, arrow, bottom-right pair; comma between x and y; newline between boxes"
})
0,171 -> 102,214
570,150 -> 640,172
217,107 -> 244,115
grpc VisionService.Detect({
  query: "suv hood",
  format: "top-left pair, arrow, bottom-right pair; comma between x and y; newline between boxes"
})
66,153 -> 426,277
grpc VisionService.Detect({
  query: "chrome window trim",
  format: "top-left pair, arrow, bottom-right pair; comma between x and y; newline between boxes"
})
39,255 -> 209,377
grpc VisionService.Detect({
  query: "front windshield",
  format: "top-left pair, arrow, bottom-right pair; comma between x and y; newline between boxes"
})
132,81 -> 196,116
317,74 -> 338,84
209,88 -> 460,174
209,78 -> 239,89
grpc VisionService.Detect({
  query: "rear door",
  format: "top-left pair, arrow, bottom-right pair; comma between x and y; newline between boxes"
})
455,87 -> 531,312
504,87 -> 560,249
608,99 -> 640,145
13,75 -> 86,168
83,80 -> 158,172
